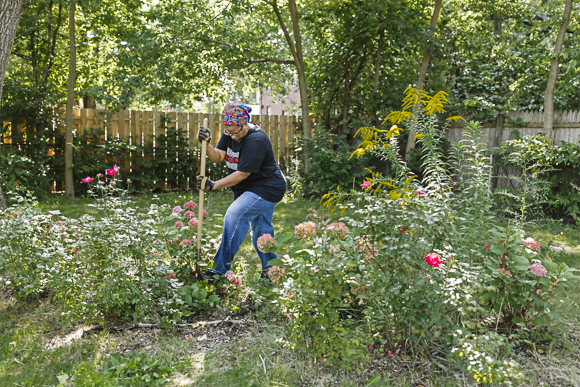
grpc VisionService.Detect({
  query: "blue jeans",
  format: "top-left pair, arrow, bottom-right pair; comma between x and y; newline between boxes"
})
208,191 -> 279,275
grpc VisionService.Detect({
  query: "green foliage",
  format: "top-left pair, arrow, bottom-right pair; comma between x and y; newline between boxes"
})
451,330 -> 523,384
265,90 -> 578,383
0,173 -> 223,327
496,134 -> 580,224
481,225 -> 579,327
0,151 -> 51,200
63,353 -> 181,387
300,126 -> 368,198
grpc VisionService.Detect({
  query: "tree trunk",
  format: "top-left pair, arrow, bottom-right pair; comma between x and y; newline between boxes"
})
543,0 -> 573,141
491,113 -> 504,190
493,13 -> 502,35
0,0 -> 30,102
405,0 -> 443,160
0,0 -> 30,209
371,29 -> 384,126
288,0 -> 311,143
0,185 -> 8,209
373,30 -> 384,94
65,0 -> 76,197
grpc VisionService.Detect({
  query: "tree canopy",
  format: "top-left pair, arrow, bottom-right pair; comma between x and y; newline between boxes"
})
2,0 -> 579,129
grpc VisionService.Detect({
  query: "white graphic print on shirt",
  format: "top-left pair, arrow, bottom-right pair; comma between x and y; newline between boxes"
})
225,147 -> 240,170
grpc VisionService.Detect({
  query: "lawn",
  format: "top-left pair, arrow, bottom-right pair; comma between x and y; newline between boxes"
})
0,192 -> 579,386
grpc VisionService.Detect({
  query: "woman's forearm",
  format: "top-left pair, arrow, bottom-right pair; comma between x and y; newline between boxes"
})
206,144 -> 223,163
213,171 -> 251,190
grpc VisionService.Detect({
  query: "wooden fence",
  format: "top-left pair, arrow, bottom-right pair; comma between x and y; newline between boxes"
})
0,109 -> 299,192
446,110 -> 580,147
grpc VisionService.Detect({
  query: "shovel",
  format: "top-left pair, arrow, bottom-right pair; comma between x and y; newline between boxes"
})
195,118 -> 209,280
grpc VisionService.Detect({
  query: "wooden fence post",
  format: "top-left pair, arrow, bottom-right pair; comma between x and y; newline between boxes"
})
272,115 -> 279,164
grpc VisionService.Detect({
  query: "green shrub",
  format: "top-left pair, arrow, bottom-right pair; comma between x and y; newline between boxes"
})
0,151 -> 51,200
496,134 -> 580,224
263,89 -> 578,382
0,169 -> 222,326
62,353 -> 181,387
300,126 -> 368,198
481,225 -> 578,327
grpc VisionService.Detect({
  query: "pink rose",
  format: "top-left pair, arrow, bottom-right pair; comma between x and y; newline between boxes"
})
109,181 -> 115,185
107,168 -> 116,176
425,253 -> 443,268
81,177 -> 94,183
113,164 -> 120,172
361,181 -> 371,189
417,190 -> 425,195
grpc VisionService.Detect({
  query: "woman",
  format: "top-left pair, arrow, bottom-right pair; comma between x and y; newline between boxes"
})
197,102 -> 287,281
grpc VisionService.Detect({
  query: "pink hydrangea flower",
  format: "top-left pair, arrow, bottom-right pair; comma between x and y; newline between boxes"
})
529,262 -> 548,277
175,221 -> 183,228
81,177 -> 94,183
257,233 -> 275,253
326,222 -> 349,238
268,266 -> 285,284
524,238 -> 541,252
425,253 -> 443,268
173,206 -> 182,214
203,210 -> 208,217
180,239 -> 192,247
484,242 -> 491,250
361,181 -> 371,189
184,210 -> 195,219
225,270 -> 235,280
356,239 -> 378,261
188,218 -> 198,227
294,221 -> 317,240
183,201 -> 197,210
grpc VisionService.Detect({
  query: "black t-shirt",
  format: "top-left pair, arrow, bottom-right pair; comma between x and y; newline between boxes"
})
216,125 -> 287,203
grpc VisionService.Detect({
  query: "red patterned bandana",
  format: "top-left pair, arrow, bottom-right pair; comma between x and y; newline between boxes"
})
222,102 -> 252,125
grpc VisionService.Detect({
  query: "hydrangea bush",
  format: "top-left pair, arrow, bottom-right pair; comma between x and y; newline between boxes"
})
259,89 -> 579,380
0,166 -> 223,326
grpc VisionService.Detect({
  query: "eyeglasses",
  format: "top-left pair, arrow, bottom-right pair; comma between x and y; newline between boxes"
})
224,126 -> 244,138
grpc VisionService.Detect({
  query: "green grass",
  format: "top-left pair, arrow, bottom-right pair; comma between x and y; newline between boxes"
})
2,193 -> 580,386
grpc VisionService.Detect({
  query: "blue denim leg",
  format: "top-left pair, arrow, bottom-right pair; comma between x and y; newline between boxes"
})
250,206 -> 277,275
208,191 -> 278,275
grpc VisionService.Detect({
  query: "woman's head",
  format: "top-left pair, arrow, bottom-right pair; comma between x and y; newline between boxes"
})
222,102 -> 252,126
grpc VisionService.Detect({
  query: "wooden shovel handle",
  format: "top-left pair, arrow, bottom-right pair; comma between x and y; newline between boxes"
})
196,118 -> 209,253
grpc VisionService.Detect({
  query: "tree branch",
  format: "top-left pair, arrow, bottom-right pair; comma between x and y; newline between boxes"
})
197,37 -> 294,65
266,0 -> 299,65
232,58 -> 294,70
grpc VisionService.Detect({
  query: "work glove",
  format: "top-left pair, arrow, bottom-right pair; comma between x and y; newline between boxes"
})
198,126 -> 211,142
197,175 -> 214,192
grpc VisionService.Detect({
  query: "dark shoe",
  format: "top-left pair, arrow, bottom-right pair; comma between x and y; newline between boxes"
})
201,270 -> 218,281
